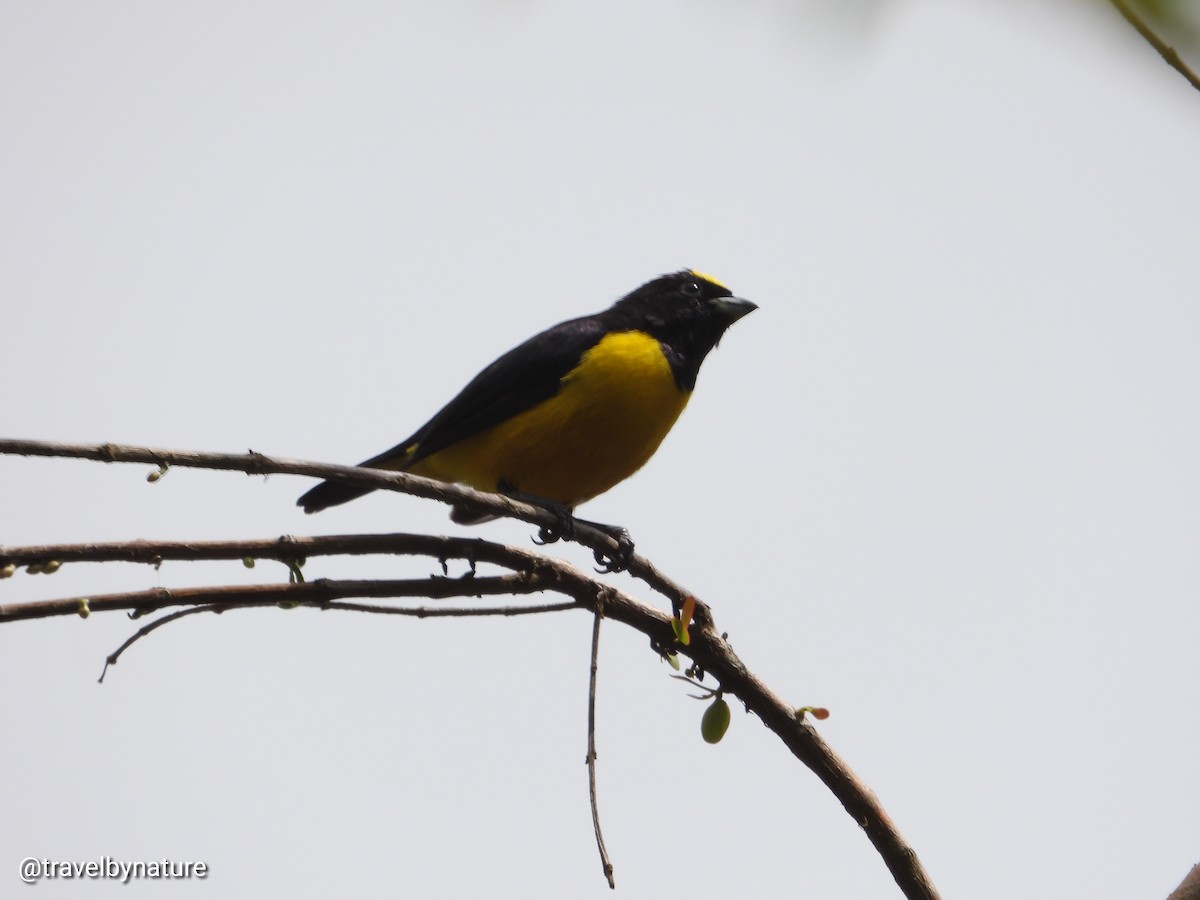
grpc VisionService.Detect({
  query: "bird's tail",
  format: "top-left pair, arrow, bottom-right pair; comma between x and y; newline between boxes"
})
297,480 -> 376,514
297,442 -> 417,514
449,504 -> 497,525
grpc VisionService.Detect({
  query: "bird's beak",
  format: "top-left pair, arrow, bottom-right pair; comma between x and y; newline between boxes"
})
710,296 -> 758,323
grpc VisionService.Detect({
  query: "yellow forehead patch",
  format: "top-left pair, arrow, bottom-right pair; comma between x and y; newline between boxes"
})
687,269 -> 729,291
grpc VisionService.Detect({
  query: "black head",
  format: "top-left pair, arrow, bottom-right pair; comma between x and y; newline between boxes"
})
605,269 -> 757,391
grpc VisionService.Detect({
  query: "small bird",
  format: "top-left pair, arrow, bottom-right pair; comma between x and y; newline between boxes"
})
297,269 -> 756,569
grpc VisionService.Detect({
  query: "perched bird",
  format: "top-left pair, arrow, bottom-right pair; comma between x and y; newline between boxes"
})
297,269 -> 756,569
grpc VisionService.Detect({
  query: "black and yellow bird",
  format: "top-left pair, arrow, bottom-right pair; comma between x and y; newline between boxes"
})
297,269 -> 756,569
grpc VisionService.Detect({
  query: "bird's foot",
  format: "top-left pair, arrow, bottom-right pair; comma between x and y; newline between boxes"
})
512,492 -> 575,547
533,513 -> 575,547
500,484 -> 634,573
575,519 -> 634,574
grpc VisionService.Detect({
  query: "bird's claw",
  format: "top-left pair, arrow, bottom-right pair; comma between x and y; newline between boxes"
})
527,504 -> 633,573
533,524 -> 565,546
532,505 -> 576,547
593,529 -> 634,574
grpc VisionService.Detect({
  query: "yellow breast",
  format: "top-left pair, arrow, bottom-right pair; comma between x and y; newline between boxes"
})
409,331 -> 690,507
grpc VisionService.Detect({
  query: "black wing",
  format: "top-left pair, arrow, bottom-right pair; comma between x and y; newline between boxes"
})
299,312 -> 609,512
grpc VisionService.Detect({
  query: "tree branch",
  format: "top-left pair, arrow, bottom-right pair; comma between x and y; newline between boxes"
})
1167,862 -> 1200,900
586,606 -> 615,889
0,438 -> 942,899
0,574 -> 561,623
96,599 -> 578,682
1109,0 -> 1200,92
0,438 -> 697,609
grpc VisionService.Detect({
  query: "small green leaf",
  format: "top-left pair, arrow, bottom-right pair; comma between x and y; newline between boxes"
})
701,696 -> 731,744
666,653 -> 681,671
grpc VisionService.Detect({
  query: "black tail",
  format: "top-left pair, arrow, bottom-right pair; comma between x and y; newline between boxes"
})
298,440 -> 416,513
297,480 -> 376,514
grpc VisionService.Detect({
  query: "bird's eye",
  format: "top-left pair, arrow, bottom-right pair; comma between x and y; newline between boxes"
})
680,280 -> 702,297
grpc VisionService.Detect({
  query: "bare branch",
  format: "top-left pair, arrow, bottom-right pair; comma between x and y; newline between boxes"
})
0,438 -> 942,899
586,606 -> 615,889
0,533 -> 553,574
1167,862 -> 1200,900
0,438 -> 697,609
97,599 -> 578,682
0,574 -> 556,623
1109,0 -> 1200,92
100,604 -> 228,682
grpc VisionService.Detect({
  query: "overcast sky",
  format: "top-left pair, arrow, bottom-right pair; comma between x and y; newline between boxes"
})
2,2 -> 1198,898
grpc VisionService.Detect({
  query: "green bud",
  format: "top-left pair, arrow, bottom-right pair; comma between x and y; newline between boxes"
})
701,697 -> 731,744
77,598 -> 91,619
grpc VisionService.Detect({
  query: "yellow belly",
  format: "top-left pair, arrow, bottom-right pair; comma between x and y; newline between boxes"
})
408,331 -> 690,507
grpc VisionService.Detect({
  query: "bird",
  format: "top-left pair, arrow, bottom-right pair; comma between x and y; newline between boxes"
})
297,269 -> 756,570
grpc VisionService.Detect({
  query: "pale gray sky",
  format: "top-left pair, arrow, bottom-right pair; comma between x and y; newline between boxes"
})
2,2 -> 1198,898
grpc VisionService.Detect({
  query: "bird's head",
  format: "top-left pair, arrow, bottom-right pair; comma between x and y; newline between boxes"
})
607,269 -> 757,390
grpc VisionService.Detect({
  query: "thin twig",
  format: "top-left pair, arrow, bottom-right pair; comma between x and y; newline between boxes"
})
1109,0 -> 1200,92
100,604 -> 227,682
586,605 -> 615,889
323,599 -> 577,618
97,599 -> 578,681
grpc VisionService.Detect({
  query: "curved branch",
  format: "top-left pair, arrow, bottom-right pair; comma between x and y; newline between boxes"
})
0,547 -> 939,898
0,438 -> 696,609
0,438 -> 941,899
97,599 -> 578,682
100,603 -> 227,682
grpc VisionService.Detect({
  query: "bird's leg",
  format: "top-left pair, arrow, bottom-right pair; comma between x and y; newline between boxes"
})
498,482 -> 634,573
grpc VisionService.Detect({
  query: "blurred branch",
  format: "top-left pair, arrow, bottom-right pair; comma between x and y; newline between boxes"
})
1167,862 -> 1200,900
1109,0 -> 1200,92
0,437 -> 941,900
